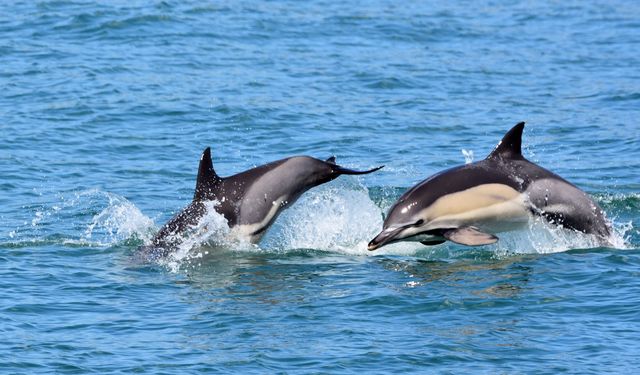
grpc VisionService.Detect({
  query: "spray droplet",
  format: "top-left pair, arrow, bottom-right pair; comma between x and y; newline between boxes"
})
462,149 -> 474,164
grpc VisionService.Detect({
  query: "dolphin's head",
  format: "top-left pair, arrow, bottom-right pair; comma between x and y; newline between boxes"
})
368,190 -> 438,251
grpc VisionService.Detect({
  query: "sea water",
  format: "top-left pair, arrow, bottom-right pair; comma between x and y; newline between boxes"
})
1,1 -> 639,373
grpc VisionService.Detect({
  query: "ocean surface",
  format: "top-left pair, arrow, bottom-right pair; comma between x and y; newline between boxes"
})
1,0 -> 639,373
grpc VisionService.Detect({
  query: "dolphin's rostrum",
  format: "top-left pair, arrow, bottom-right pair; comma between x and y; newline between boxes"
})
368,122 -> 611,250
150,148 -> 383,255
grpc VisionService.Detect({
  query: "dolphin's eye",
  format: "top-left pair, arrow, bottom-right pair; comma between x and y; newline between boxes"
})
414,219 -> 424,226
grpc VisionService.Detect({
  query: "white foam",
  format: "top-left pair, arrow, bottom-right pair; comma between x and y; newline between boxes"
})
82,191 -> 156,245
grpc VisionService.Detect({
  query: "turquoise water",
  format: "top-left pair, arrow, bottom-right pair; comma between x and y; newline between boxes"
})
2,0 -> 640,373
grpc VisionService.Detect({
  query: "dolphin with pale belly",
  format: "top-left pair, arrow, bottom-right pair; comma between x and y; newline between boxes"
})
149,148 -> 382,255
368,122 -> 611,250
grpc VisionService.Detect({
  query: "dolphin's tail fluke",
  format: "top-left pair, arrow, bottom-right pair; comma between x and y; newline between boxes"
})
333,165 -> 384,175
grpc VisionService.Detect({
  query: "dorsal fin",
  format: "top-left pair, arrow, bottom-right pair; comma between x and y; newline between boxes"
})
325,156 -> 337,164
487,122 -> 525,160
193,147 -> 221,201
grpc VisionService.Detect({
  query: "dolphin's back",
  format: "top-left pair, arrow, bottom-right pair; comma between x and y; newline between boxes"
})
391,161 -> 522,214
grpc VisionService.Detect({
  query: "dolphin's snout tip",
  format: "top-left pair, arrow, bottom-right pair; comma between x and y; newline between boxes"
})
368,228 -> 401,251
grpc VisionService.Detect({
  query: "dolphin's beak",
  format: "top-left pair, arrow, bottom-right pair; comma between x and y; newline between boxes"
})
367,227 -> 405,251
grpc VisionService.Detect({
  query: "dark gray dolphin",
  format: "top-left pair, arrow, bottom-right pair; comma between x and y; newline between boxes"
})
150,148 -> 382,255
368,122 -> 611,250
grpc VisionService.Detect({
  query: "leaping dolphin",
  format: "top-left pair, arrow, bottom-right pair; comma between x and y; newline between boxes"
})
368,122 -> 611,250
150,148 -> 382,255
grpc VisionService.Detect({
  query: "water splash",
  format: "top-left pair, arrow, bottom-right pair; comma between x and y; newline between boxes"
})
5,189 -> 156,248
159,201 -> 255,273
83,190 -> 156,245
6,186 -> 634,269
157,181 -> 426,272
490,217 -> 618,256
260,182 -> 382,254
461,149 -> 475,164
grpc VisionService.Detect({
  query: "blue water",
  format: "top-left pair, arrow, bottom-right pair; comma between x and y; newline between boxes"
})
2,0 -> 640,373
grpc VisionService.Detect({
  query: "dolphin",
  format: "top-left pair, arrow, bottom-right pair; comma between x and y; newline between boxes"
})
150,148 -> 382,255
368,122 -> 611,250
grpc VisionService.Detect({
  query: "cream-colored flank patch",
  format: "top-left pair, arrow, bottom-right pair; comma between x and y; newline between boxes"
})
424,183 -> 529,230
